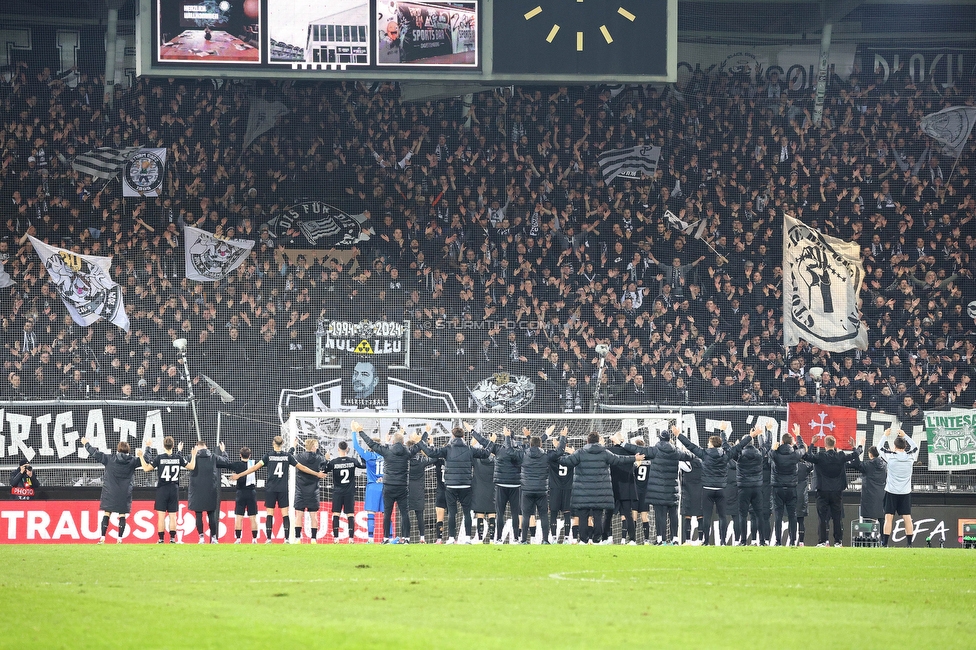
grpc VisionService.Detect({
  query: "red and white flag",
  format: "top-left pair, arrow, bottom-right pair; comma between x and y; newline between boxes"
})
787,402 -> 858,449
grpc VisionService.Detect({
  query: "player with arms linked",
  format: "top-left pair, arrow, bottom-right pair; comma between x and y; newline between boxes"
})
231,434 -> 325,544
139,436 -> 187,543
325,440 -> 366,543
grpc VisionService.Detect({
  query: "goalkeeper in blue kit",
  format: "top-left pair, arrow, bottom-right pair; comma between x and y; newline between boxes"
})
352,426 -> 385,543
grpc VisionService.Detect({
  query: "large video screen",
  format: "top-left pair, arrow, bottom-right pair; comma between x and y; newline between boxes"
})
142,0 -> 675,82
158,0 -> 261,63
376,1 -> 478,67
269,0 -> 371,68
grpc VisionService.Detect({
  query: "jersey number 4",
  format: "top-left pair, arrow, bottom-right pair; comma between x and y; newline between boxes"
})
273,462 -> 285,478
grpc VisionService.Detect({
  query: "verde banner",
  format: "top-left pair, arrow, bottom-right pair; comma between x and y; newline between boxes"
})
925,409 -> 976,471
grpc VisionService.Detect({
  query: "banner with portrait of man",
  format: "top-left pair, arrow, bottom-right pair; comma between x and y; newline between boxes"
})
341,356 -> 388,408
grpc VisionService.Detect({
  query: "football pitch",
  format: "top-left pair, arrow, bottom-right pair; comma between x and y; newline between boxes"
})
2,546 -> 974,649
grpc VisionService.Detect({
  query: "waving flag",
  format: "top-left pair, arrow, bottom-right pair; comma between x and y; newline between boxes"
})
788,402 -> 859,449
243,98 -> 289,150
665,209 -> 707,240
184,225 -> 255,281
71,147 -> 140,180
920,106 -> 976,159
598,144 -> 661,183
29,236 -> 129,331
783,213 -> 867,352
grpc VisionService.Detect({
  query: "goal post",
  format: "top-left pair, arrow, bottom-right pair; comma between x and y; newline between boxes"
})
283,411 -> 683,543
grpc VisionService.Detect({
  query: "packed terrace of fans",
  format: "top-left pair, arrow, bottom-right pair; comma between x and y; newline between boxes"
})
1,63 -> 975,416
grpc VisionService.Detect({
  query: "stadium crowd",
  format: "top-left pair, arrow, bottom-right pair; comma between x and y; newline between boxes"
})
1,60 -> 976,415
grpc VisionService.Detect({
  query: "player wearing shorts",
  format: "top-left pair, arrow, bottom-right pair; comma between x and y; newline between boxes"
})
433,458 -> 447,542
294,439 -> 329,543
325,441 -> 365,543
139,436 -> 186,543
407,441 -> 436,543
221,446 -> 260,543
231,435 -> 324,544
608,433 -> 639,545
548,440 -> 575,543
879,429 -> 918,547
352,426 -> 385,543
631,436 -> 651,544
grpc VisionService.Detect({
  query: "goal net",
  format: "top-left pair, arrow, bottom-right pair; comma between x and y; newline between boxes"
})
284,411 -> 683,543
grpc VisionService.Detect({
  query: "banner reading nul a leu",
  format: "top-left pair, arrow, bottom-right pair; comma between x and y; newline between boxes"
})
925,409 -> 976,471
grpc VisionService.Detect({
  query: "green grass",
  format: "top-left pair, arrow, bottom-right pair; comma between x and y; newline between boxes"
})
1,545 -> 974,649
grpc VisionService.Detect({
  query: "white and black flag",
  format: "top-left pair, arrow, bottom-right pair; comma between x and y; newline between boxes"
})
122,148 -> 167,197
29,236 -> 129,331
243,98 -> 289,151
920,106 -> 976,159
782,214 -> 866,352
71,147 -> 140,180
597,145 -> 661,183
665,209 -> 707,240
184,226 -> 255,282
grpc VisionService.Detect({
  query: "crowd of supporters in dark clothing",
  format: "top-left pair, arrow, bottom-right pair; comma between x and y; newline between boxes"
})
1,59 -> 975,415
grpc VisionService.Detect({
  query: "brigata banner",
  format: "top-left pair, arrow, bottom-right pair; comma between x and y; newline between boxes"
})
925,408 -> 976,471
0,403 -> 190,462
0,500 -> 375,544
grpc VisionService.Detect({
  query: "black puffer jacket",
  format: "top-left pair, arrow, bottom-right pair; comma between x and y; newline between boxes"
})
85,443 -> 141,514
360,431 -> 421,487
769,443 -> 805,488
608,443 -> 639,502
419,436 -> 490,487
472,432 -> 522,486
678,434 -> 731,489
622,440 -> 694,507
516,436 -> 566,493
188,448 -> 230,512
851,452 -> 887,520
408,454 -> 435,510
802,447 -> 858,492
730,436 -> 765,488
559,443 -> 636,510
294,450 -> 327,488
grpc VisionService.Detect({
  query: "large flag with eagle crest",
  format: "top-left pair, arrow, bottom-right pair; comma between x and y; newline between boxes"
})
184,225 -> 255,282
29,236 -> 129,331
783,213 -> 867,352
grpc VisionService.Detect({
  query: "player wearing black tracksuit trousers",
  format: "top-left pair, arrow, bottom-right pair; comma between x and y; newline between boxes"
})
802,444 -> 859,546
769,435 -> 806,546
678,432 -> 732,545
729,430 -> 767,545
623,430 -> 695,544
514,434 -> 566,544
472,430 -> 522,543
419,431 -> 491,542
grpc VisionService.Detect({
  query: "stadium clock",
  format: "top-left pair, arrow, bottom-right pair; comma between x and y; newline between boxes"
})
492,0 -> 668,77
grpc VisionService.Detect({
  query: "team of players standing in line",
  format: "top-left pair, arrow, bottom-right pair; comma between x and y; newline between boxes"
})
81,420 -> 918,548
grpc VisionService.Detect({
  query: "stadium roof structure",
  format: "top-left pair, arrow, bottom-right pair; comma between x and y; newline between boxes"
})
6,0 -> 975,43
